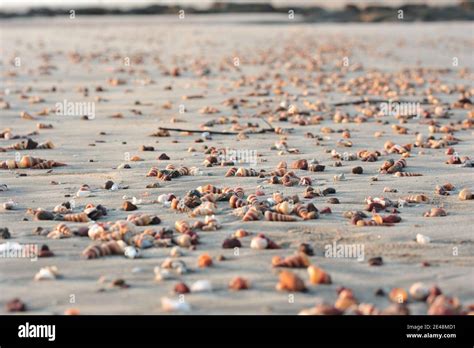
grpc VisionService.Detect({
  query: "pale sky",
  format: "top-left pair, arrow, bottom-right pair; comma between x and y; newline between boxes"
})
0,0 -> 461,10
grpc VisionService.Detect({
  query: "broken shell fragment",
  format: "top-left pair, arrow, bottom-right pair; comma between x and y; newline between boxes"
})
416,233 -> 431,245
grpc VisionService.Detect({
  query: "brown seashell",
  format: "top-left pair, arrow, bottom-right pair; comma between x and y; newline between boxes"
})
276,270 -> 306,292
352,166 -> 363,174
307,265 -> 332,285
272,253 -> 310,268
197,253 -> 213,268
82,240 -> 125,259
175,220 -> 191,234
264,211 -> 296,222
63,212 -> 89,223
34,210 -> 55,220
459,188 -> 473,200
6,298 -> 26,312
174,282 -> 190,294
424,207 -> 447,217
225,167 -> 237,177
229,195 -> 247,208
222,238 -> 241,249
228,277 -> 250,291
291,159 -> 308,170
242,207 -> 261,221
122,201 -> 137,211
47,223 -> 72,239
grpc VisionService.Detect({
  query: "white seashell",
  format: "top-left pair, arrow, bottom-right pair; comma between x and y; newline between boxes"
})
190,280 -> 212,292
124,246 -> 140,259
416,233 -> 431,245
161,297 -> 191,312
333,173 -> 345,181
76,189 -> 91,197
409,282 -> 430,301
0,184 -> 8,191
154,267 -> 173,281
250,236 -> 268,250
110,183 -> 120,191
175,234 -> 192,248
3,200 -> 17,210
157,194 -> 171,204
34,266 -> 59,281
131,197 -> 142,205
201,132 -> 211,140
170,246 -> 182,257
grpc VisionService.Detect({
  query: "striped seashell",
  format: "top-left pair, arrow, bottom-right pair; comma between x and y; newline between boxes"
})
183,195 -> 201,208
386,158 -> 407,174
229,195 -> 246,208
31,160 -> 55,169
275,201 -> 293,215
379,159 -> 394,172
109,220 -> 137,235
200,193 -> 218,202
404,194 -> 429,203
272,253 -> 310,268
18,155 -> 43,168
190,202 -> 217,217
268,168 -> 286,177
197,184 -> 221,194
88,223 -> 107,240
232,205 -> 249,218
299,176 -> 312,186
235,167 -> 258,177
175,220 -> 191,234
53,204 -> 71,214
355,220 -> 380,227
82,240 -> 126,259
246,194 -> 259,206
264,211 -> 297,222
242,207 -> 261,221
146,167 -> 159,177
1,159 -> 18,169
294,204 -> 318,220
225,167 -> 237,177
394,172 -> 423,177
233,187 -> 245,198
47,223 -> 72,239
273,192 -> 284,204
36,140 -> 55,149
63,212 -> 89,223
156,170 -> 172,181
127,214 -> 154,226
165,164 -> 176,170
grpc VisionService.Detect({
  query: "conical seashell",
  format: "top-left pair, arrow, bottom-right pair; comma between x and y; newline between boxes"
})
36,140 -> 55,149
197,184 -> 221,194
225,167 -> 237,177
276,270 -> 306,292
146,167 -> 159,177
264,211 -> 296,222
170,198 -> 191,213
307,265 -> 332,285
82,240 -> 126,259
233,187 -> 245,198
34,266 -> 60,281
190,202 -> 217,217
229,195 -> 246,208
242,207 -> 261,221
47,223 -> 72,239
246,194 -> 259,206
63,212 -> 89,223
235,167 -> 258,177
127,213 -> 160,226
53,204 -> 71,214
131,233 -> 154,249
272,253 -> 310,268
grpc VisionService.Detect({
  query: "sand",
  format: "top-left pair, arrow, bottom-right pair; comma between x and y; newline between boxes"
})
0,15 -> 473,314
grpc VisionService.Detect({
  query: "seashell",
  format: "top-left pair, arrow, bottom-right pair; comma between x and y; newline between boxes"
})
131,233 -> 154,249
63,212 -> 89,223
299,304 -> 342,316
174,282 -> 190,294
3,200 -> 17,210
416,233 -> 431,244
222,238 -> 241,249
175,220 -> 191,234
154,267 -> 173,281
229,277 -> 249,291
235,167 -> 258,177
268,168 -> 287,177
175,234 -> 192,248
34,266 -> 60,281
294,204 -> 317,220
127,213 -> 160,226
122,201 -> 137,211
234,229 -> 249,238
198,253 -> 213,268
190,202 -> 217,217
423,207 -> 447,217
225,167 -> 237,177
404,194 -> 429,203
0,227 -> 11,239
308,164 -> 325,172
197,184 -> 221,194
291,159 -> 308,170
76,185 -> 91,197
427,295 -> 461,315
264,211 -> 296,222
272,253 -> 310,268
389,288 -> 408,303
276,270 -> 306,292
299,176 -> 312,186
53,204 -> 71,214
352,166 -> 363,174
409,282 -> 430,301
250,236 -> 268,250
459,188 -> 473,200
161,297 -> 191,312
124,246 -> 140,259
6,298 -> 26,312
277,161 -> 287,169
190,280 -> 212,293
335,292 -> 358,311
333,173 -> 345,182
82,240 -> 126,259
275,201 -> 293,215
242,207 -> 261,221
18,155 -> 42,168
170,246 -> 182,257
47,224 -> 72,239
307,265 -> 332,285
394,172 -> 423,177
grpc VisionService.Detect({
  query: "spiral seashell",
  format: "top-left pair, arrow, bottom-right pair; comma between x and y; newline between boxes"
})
1,159 -> 18,169
394,172 -> 423,177
190,201 -> 217,217
246,194 -> 259,206
242,207 -> 261,221
170,198 -> 192,213
82,240 -> 126,259
146,167 -> 159,177
307,265 -> 332,285
47,223 -> 72,239
268,168 -> 286,177
299,176 -> 312,186
200,193 -> 218,203
87,223 -> 107,240
37,140 -> 55,149
272,192 -> 284,204
229,195 -> 247,208
197,184 -> 221,194
233,187 -> 245,198
63,212 -> 89,223
294,204 -> 318,220
127,213 -> 160,226
264,211 -> 296,222
31,160 -> 56,169
225,167 -> 237,177
404,194 -> 429,203
272,253 -> 310,268
386,158 -> 407,174
53,204 -> 71,214
276,270 -> 306,292
175,220 -> 191,234
235,167 -> 258,177
356,219 -> 380,227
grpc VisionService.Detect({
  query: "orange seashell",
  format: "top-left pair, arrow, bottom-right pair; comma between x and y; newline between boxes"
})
242,207 -> 261,221
225,167 -> 237,177
307,265 -> 332,285
229,195 -> 246,208
63,212 -> 89,223
228,277 -> 249,291
264,211 -> 296,222
82,240 -> 126,259
175,220 -> 191,234
198,253 -> 213,268
389,288 -> 408,304
272,253 -> 310,268
64,308 -> 80,315
276,270 -> 306,292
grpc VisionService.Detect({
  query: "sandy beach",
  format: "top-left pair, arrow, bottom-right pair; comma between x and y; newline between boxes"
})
0,15 -> 473,315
